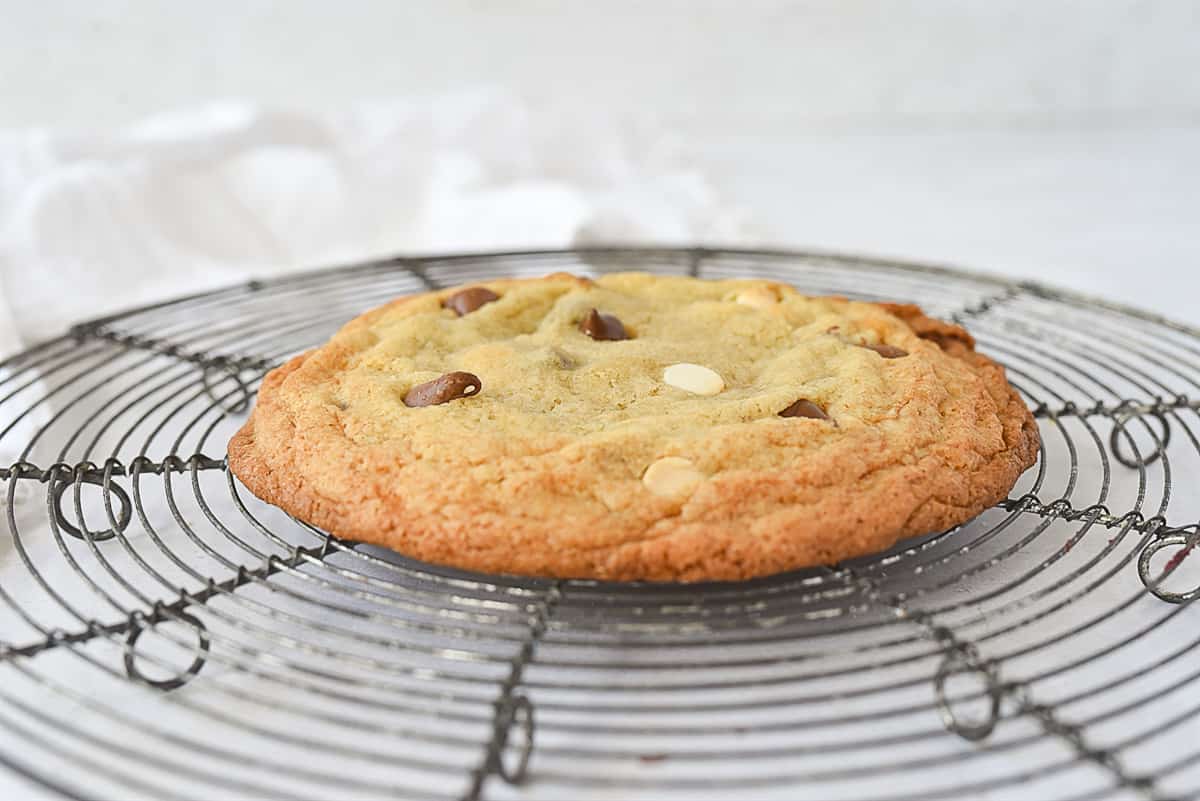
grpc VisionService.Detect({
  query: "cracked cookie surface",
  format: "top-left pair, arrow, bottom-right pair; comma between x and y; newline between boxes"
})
228,272 -> 1039,581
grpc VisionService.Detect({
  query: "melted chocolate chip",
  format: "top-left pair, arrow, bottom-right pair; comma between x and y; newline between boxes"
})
861,343 -> 908,359
778,399 -> 830,420
403,372 -> 481,407
579,308 -> 628,341
443,287 -> 499,316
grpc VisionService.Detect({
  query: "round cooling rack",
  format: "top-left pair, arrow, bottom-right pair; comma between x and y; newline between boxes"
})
1,247 -> 1199,801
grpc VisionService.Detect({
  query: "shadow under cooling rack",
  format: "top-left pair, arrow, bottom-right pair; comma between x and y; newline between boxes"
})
0,247 -> 1198,801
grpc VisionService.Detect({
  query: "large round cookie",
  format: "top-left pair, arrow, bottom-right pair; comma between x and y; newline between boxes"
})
228,272 -> 1039,582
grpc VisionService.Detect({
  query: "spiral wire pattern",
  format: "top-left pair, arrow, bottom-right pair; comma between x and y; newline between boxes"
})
0,248 -> 1196,800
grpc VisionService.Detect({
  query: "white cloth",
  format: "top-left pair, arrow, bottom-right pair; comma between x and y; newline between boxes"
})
0,91 -> 750,350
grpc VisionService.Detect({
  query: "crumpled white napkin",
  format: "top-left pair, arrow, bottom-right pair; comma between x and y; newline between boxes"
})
0,90 -> 751,350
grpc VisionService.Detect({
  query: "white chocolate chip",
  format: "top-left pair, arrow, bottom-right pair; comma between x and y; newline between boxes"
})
642,457 -> 705,499
663,363 -> 725,396
735,287 -> 778,309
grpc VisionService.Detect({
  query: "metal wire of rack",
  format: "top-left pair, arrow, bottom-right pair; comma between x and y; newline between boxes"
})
0,247 -> 1198,801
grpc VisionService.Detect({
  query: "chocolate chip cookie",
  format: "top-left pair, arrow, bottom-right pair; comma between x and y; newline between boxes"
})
228,272 -> 1039,582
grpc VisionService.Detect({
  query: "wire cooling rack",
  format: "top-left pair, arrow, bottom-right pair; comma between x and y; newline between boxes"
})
0,247 -> 1198,801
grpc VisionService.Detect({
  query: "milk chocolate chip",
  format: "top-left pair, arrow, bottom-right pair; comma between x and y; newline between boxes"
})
861,343 -> 908,359
403,372 -> 481,407
443,287 -> 499,316
579,308 -> 628,341
779,399 -> 829,420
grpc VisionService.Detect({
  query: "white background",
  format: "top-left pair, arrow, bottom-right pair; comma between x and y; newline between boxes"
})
0,4 -> 1197,800
1,1 -> 1198,326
